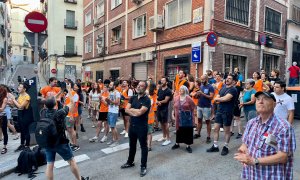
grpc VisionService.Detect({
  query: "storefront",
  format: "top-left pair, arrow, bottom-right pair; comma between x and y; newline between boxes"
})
164,55 -> 190,81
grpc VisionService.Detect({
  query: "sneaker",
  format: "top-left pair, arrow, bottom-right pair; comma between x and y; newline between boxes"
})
13,134 -> 19,140
233,120 -> 237,127
121,162 -> 135,169
206,145 -> 219,153
70,143 -> 75,148
92,125 -> 96,128
120,130 -> 126,135
109,141 -> 119,147
162,140 -> 171,146
186,146 -> 192,153
89,136 -> 98,142
171,144 -> 180,150
109,129 -> 112,133
193,134 -> 200,139
100,136 -> 107,143
236,133 -> 243,139
81,176 -> 90,180
206,137 -> 211,144
87,116 -> 91,119
231,132 -> 234,136
101,128 -> 105,133
72,145 -> 80,152
107,140 -> 113,145
14,144 -> 25,152
148,147 -> 152,152
124,133 -> 128,138
157,137 -> 166,142
140,167 -> 147,177
220,128 -> 224,132
221,146 -> 229,156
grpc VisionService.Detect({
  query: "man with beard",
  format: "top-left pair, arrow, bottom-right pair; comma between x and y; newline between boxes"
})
105,81 -> 121,147
121,81 -> 151,177
40,77 -> 62,109
207,74 -> 238,156
174,70 -> 189,96
206,69 -> 216,84
156,77 -> 173,146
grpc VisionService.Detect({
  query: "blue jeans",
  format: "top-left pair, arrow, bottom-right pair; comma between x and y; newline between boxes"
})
289,78 -> 298,87
45,143 -> 74,163
108,112 -> 118,128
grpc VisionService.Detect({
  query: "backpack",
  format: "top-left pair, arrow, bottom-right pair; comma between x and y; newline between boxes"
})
35,109 -> 58,148
15,148 -> 38,178
33,146 -> 47,167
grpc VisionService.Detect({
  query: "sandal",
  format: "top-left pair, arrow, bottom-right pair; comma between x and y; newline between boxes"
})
1,148 -> 7,154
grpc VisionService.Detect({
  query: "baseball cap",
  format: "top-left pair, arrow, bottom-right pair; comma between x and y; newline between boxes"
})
254,91 -> 276,102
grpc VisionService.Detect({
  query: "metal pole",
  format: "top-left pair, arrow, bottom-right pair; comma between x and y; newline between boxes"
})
195,63 -> 198,79
259,45 -> 264,70
34,33 -> 38,64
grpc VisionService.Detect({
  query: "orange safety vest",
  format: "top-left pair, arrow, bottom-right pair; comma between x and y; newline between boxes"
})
152,90 -> 158,111
120,88 -> 130,109
174,75 -> 187,94
116,86 -> 122,93
99,91 -> 109,112
148,95 -> 155,124
212,81 -> 223,104
65,90 -> 79,117
191,87 -> 199,105
99,83 -> 104,90
254,79 -> 263,92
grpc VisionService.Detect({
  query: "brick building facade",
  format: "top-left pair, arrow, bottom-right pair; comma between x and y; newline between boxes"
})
83,0 -> 288,82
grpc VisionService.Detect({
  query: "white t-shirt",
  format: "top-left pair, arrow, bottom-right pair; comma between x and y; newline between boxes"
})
89,91 -> 100,102
272,92 -> 295,120
108,90 -> 121,114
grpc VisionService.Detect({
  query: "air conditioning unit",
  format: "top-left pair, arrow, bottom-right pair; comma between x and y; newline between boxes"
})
140,52 -> 153,62
149,15 -> 164,31
93,18 -> 101,27
132,0 -> 143,4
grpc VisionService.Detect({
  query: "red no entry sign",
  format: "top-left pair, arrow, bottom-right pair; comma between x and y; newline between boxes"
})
25,11 -> 48,33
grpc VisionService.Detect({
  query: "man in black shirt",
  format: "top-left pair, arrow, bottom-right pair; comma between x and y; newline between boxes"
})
156,77 -> 172,146
121,81 -> 151,177
207,74 -> 238,156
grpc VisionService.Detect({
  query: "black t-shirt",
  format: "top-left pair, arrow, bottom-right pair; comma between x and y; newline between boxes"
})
78,92 -> 84,108
218,86 -> 238,113
157,87 -> 172,110
129,95 -> 151,126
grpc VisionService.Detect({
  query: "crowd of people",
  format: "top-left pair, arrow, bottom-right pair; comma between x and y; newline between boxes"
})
0,66 -> 297,179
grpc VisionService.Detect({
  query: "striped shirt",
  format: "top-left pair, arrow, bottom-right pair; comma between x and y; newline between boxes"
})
241,114 -> 296,180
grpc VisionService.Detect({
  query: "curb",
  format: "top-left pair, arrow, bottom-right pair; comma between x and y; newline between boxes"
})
0,166 -> 16,178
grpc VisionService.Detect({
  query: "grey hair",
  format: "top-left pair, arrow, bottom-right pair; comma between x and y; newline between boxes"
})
180,85 -> 189,96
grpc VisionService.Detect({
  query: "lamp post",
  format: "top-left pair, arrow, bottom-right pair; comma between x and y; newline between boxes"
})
96,35 -> 103,55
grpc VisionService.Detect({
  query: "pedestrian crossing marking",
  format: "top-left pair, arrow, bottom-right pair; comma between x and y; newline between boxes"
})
54,154 -> 90,169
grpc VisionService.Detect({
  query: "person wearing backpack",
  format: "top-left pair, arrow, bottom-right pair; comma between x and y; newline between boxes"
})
42,94 -> 86,180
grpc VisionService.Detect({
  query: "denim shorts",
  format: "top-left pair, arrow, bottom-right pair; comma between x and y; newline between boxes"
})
108,112 -> 118,128
45,143 -> 74,163
197,107 -> 211,120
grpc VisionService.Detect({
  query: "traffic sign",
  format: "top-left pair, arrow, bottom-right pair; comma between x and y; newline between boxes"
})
51,69 -> 57,74
191,42 -> 201,63
25,12 -> 48,33
207,32 -> 218,47
24,31 -> 48,47
259,34 -> 266,45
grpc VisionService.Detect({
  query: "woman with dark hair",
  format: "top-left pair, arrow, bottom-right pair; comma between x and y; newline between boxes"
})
187,74 -> 195,93
74,83 -> 85,133
89,82 -> 101,128
0,86 -> 8,154
9,83 -> 33,152
253,72 -> 269,92
147,82 -> 157,151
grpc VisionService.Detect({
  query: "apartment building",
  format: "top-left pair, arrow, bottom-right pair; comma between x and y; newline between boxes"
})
286,0 -> 300,80
40,0 -> 83,82
82,0 -> 290,82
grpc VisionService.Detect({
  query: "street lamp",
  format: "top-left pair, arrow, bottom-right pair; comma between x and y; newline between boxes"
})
96,35 -> 103,48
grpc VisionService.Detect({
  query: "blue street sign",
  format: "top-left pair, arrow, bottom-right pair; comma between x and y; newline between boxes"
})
192,42 -> 201,63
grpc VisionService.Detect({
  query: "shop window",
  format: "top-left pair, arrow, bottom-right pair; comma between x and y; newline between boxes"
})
165,57 -> 190,81
224,54 -> 246,79
110,70 -> 119,81
262,54 -> 279,76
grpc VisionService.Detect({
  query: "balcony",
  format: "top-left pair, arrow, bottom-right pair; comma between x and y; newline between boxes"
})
64,19 -> 78,30
64,45 -> 77,57
64,0 -> 77,4
292,5 -> 300,24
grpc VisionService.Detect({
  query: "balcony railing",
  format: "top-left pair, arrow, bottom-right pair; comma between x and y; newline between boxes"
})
292,5 -> 300,24
64,45 -> 77,57
64,0 -> 77,4
64,19 -> 78,29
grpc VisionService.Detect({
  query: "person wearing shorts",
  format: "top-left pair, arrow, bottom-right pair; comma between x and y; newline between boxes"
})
207,74 -> 238,156
194,76 -> 214,144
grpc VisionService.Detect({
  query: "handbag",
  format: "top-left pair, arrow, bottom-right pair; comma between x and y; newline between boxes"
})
178,99 -> 193,127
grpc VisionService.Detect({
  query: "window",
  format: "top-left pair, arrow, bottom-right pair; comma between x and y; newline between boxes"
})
85,11 -> 92,26
224,54 -> 247,79
292,5 -> 300,23
166,0 -> 192,28
111,0 -> 122,10
66,36 -> 75,54
85,38 -> 92,53
263,54 -> 279,75
225,0 -> 250,25
265,7 -> 281,35
23,49 -> 28,61
133,15 -> 146,38
96,1 -> 104,18
292,41 -> 300,68
96,71 -> 104,81
110,70 -> 119,81
65,10 -> 76,28
112,26 -> 121,43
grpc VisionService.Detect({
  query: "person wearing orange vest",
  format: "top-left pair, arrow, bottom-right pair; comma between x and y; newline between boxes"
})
64,81 -> 80,152
40,77 -> 62,109
147,83 -> 156,152
190,80 -> 200,127
119,80 -> 133,138
89,85 -> 110,143
98,79 -> 104,90
211,73 -> 224,120
173,70 -> 189,96
253,71 -> 270,92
